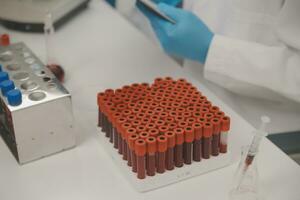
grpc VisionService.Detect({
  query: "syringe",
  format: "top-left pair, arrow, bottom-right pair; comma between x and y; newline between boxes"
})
235,116 -> 271,190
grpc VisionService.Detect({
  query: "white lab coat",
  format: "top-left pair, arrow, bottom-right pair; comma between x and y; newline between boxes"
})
114,0 -> 300,133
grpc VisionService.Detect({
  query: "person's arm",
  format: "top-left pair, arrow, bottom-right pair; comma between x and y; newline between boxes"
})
205,35 -> 300,103
139,3 -> 300,103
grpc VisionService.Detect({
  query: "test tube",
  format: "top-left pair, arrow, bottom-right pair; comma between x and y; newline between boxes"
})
112,112 -> 121,149
203,122 -> 213,159
107,107 -> 117,143
183,126 -> 194,164
174,128 -> 184,167
135,139 -> 147,179
128,134 -> 139,173
193,123 -> 203,162
97,92 -> 105,127
211,118 -> 221,156
157,135 -> 168,173
146,137 -> 157,176
165,131 -> 176,170
103,102 -> 113,136
121,123 -> 132,160
116,117 -> 126,154
220,116 -> 230,153
44,12 -> 65,82
126,128 -> 137,166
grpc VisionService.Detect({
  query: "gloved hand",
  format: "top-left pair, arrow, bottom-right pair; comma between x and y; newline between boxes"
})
143,3 -> 214,63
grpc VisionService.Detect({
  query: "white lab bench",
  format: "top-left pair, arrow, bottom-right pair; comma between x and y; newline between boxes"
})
0,1 -> 300,200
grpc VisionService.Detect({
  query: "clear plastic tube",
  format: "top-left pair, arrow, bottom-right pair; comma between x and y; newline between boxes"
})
230,116 -> 270,200
44,12 -> 56,66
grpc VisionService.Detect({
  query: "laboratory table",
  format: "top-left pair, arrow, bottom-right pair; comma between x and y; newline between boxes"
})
0,1 -> 300,200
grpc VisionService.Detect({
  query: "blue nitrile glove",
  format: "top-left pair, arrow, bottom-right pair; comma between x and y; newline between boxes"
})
105,0 -> 116,7
136,0 -> 182,19
144,3 -> 214,63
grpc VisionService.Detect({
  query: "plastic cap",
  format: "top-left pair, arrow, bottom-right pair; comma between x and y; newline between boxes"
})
174,128 -> 184,145
193,123 -> 203,140
7,89 -> 22,106
121,123 -> 131,139
158,125 -> 169,134
211,118 -> 221,135
184,126 -> 194,143
97,92 -> 105,106
148,128 -> 159,137
139,131 -> 149,139
203,122 -> 213,138
116,117 -> 126,133
165,131 -> 176,148
112,112 -> 121,125
0,72 -> 9,82
221,116 -> 231,132
0,80 -> 15,96
128,134 -> 139,150
126,128 -> 137,140
135,139 -> 146,156
157,135 -> 168,152
146,137 -> 157,154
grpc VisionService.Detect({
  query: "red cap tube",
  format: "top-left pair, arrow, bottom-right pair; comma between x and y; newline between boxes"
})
203,122 -> 213,138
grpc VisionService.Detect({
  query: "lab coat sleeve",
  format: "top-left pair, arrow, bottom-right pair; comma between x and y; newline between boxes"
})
204,35 -> 300,103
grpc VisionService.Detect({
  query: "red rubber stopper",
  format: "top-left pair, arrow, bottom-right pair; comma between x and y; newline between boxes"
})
221,116 -> 231,132
165,131 -> 176,148
139,131 -> 149,139
128,134 -> 139,150
174,128 -> 184,145
193,123 -> 203,140
146,137 -> 157,154
184,126 -> 194,143
157,135 -> 168,153
203,122 -> 213,138
135,139 -> 146,156
211,118 -> 221,135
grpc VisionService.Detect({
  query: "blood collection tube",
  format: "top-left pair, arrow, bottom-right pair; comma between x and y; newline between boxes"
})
126,128 -> 137,166
135,139 -> 147,179
203,122 -> 213,159
97,92 -> 105,127
121,123 -> 131,160
193,123 -> 203,162
165,131 -> 176,170
112,113 -> 121,149
157,135 -> 168,173
103,102 -> 113,136
128,134 -> 139,173
183,126 -> 194,164
220,116 -> 230,153
211,118 -> 221,156
108,107 -> 117,143
146,137 -> 157,176
174,128 -> 184,167
116,117 -> 126,154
